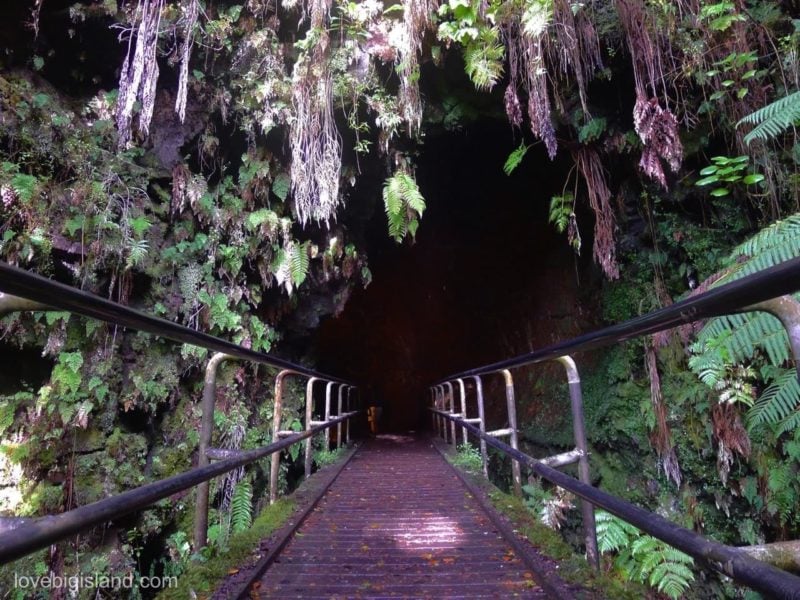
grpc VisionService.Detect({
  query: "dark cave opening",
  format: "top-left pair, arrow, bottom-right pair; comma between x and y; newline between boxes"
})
311,117 -> 602,431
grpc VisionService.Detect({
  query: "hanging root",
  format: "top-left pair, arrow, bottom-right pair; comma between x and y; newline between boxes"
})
645,339 -> 682,486
175,0 -> 199,123
575,148 -> 618,279
115,0 -> 164,147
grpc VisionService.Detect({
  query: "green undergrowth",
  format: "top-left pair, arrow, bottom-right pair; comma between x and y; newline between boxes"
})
442,444 -> 644,598
485,488 -> 645,598
156,498 -> 294,600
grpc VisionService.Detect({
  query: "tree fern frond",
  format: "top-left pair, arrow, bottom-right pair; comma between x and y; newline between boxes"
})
721,214 -> 800,282
737,91 -> 800,146
747,368 -> 800,433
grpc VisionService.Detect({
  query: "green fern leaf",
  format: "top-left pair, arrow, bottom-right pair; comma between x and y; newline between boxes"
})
382,170 -> 426,242
464,28 -> 505,92
738,90 -> 800,145
230,479 -> 253,534
504,143 -> 529,176
595,511 -> 639,553
748,369 -> 800,434
290,241 -> 310,287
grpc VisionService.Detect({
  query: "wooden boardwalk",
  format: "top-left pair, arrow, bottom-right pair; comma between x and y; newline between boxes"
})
254,435 -> 566,598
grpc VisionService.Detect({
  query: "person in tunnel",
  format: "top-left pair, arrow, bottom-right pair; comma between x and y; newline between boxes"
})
367,393 -> 383,435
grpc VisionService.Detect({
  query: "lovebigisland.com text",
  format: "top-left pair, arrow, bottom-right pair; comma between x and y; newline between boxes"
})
12,572 -> 178,594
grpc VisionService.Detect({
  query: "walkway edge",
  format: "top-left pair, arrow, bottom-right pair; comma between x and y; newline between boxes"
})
432,437 -> 577,600
212,443 -> 361,600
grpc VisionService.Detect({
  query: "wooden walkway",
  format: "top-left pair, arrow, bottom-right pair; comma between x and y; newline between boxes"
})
254,435 -> 564,598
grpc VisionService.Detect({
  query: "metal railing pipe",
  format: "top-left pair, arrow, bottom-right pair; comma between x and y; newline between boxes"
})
0,414 -> 353,565
444,381 -> 456,444
324,381 -> 334,450
556,355 -> 599,569
0,263 -> 350,382
336,384 -> 345,449
500,370 -> 522,497
270,369 -> 307,504
473,376 -> 488,477
432,410 -> 800,599
456,378 -> 468,445
194,352 -> 237,549
434,257 -> 800,383
304,377 -> 320,479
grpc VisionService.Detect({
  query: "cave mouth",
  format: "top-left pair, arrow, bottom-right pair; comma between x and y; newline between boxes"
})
311,116 -> 600,431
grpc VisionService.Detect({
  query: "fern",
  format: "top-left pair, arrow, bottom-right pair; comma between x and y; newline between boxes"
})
272,240 -> 310,295
548,193 -> 573,234
503,143 -> 529,176
10,173 -> 38,203
382,170 -> 426,243
748,369 -> 800,434
230,479 -> 253,534
690,214 -> 800,429
125,238 -> 149,269
595,510 -> 639,553
464,28 -> 505,92
738,90 -> 800,146
596,511 -> 694,599
290,241 -> 310,287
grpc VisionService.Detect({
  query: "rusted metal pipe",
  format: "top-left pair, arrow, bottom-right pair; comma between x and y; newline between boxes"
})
0,414 -> 353,565
346,386 -> 353,445
304,377 -> 319,479
0,292 -> 49,317
500,370 -> 522,497
556,355 -> 599,569
539,449 -> 582,469
194,352 -> 236,550
336,384 -> 345,450
473,376 -> 488,478
456,378 -> 468,445
444,381 -> 456,444
743,295 -> 800,370
270,369 -> 307,504
431,409 -> 800,600
324,381 -> 334,450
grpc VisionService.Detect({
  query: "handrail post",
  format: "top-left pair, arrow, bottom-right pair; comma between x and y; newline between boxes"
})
346,386 -> 353,445
438,385 -> 447,442
304,377 -> 319,479
474,376 -> 488,478
434,386 -> 441,439
324,381 -> 334,450
444,381 -> 456,444
457,378 -> 468,445
336,384 -> 344,450
270,369 -> 302,505
501,370 -> 522,497
194,352 -> 235,550
430,387 -> 435,431
557,355 -> 599,570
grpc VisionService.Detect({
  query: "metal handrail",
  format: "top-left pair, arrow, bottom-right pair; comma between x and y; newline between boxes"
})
0,262 -> 348,382
0,414 -> 354,565
431,410 -> 800,599
429,257 -> 800,597
0,263 -> 360,562
435,256 -> 800,383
